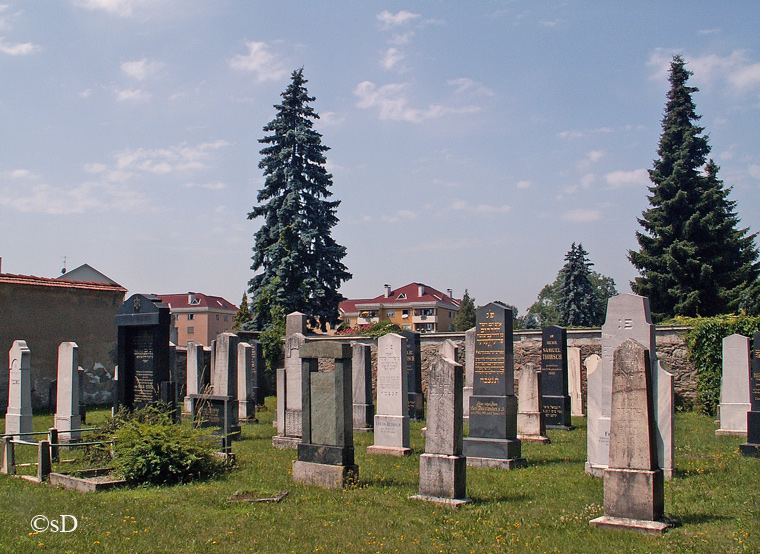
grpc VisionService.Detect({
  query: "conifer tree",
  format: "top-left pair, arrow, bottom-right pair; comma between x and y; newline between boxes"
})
559,243 -> 599,327
453,289 -> 476,331
628,55 -> 759,320
232,292 -> 252,331
248,68 -> 351,331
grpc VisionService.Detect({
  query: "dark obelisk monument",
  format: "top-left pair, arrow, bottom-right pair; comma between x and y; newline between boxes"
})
463,302 -> 525,469
541,325 -> 573,429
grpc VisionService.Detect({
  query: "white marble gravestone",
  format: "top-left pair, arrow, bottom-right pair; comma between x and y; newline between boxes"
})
716,334 -> 751,436
237,342 -> 256,421
54,342 -> 81,443
568,347 -> 584,417
282,312 -> 307,445
368,333 -> 412,456
586,294 -> 674,480
352,343 -> 373,432
5,340 -> 33,439
463,328 -> 475,423
184,341 -> 206,414
212,332 -> 239,398
517,363 -> 549,443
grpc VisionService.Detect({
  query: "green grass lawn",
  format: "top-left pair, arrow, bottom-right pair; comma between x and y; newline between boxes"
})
1,403 -> 758,553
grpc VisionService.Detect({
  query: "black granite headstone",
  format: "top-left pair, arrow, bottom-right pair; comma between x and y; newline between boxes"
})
400,331 -> 424,420
541,326 -> 573,429
462,303 -> 525,468
114,294 -> 175,415
740,331 -> 760,457
190,394 -> 240,452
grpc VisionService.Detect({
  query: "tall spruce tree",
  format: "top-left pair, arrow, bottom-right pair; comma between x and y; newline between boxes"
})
628,55 -> 759,320
248,68 -> 351,331
232,292 -> 252,331
453,289 -> 476,331
559,243 -> 599,327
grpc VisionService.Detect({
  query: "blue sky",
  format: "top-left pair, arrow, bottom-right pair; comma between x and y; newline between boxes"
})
1,1 -> 759,315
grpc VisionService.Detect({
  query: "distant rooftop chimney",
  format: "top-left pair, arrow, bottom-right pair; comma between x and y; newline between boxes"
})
417,284 -> 425,297
384,284 -> 391,298
447,288 -> 453,299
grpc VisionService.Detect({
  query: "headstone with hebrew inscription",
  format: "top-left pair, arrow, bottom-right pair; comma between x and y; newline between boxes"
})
463,303 -> 525,469
5,340 -> 33,439
292,341 -> 357,489
368,333 -> 412,456
352,342 -> 373,432
586,294 -> 673,480
115,294 -> 174,413
590,339 -> 671,534
54,342 -> 81,443
716,334 -> 751,436
412,354 -> 469,507
740,331 -> 760,457
541,326 -> 572,429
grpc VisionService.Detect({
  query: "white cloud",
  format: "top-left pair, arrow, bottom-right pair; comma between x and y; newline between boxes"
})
0,38 -> 40,55
116,88 -> 150,101
0,181 -> 146,214
448,77 -> 495,97
648,48 -> 760,94
562,208 -> 602,222
377,10 -> 421,29
2,169 -> 37,179
557,127 -> 613,140
183,181 -> 228,190
121,58 -> 164,80
516,180 -> 532,189
381,47 -> 404,71
230,41 -> 288,82
577,150 -> 604,170
74,0 -> 152,17
604,168 -> 649,188
113,140 -> 229,175
748,164 -> 760,180
450,200 -> 510,214
354,81 -> 479,123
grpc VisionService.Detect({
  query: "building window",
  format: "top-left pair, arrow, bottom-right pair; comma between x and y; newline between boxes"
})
416,323 -> 435,333
402,309 -> 410,318
402,324 -> 411,330
414,309 -> 434,316
386,310 -> 396,318
188,313 -> 194,321
187,326 -> 194,334
216,314 -> 220,320
224,315 -> 229,322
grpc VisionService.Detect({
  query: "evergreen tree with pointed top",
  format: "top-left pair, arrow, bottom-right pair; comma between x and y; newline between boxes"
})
232,292 -> 252,331
628,55 -> 759,320
453,289 -> 476,331
248,68 -> 351,332
559,243 -> 599,327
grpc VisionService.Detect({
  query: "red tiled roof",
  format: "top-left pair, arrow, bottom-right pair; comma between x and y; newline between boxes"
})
157,293 -> 237,311
339,283 -> 460,313
0,272 -> 127,293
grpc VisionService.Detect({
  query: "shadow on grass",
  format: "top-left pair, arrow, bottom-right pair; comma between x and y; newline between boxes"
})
526,456 -> 587,466
673,468 -> 713,479
467,492 -> 530,505
362,476 -> 417,489
669,512 -> 734,526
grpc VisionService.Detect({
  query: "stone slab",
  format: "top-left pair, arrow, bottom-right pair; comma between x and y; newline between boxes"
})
466,456 -> 527,470
418,453 -> 467,499
366,444 -> 412,456
589,516 -> 672,535
292,460 -> 358,489
409,495 -> 472,508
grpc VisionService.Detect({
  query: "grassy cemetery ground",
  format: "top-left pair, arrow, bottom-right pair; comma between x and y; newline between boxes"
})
1,403 -> 757,554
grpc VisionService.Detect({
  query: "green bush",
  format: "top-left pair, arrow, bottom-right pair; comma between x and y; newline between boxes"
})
675,314 -> 760,416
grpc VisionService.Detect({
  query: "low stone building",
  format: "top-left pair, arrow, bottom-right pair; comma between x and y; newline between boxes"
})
0,268 -> 127,410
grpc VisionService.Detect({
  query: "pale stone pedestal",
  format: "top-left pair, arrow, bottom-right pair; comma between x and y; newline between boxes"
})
367,445 -> 412,456
292,460 -> 358,489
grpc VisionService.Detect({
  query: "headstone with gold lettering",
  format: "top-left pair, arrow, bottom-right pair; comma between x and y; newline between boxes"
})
463,303 -> 526,469
541,326 -> 573,429
740,331 -> 760,457
115,294 -> 174,413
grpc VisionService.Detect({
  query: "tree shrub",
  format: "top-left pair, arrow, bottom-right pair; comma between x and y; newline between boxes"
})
675,314 -> 760,416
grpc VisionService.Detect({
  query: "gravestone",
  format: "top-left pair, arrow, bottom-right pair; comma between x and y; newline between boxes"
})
716,334 -> 751,436
541,326 -> 572,429
115,294 -> 174,413
352,343 -> 373,432
54,342 -> 81,443
368,333 -> 412,456
191,394 -> 238,453
275,368 -> 286,438
568,347 -> 584,417
5,340 -> 33,439
740,331 -> 760,456
411,355 -> 470,507
183,341 -> 209,415
292,341 -> 357,489
251,340 -> 266,406
212,332 -> 239,398
517,363 -> 549,443
273,312 -> 307,448
590,339 -> 672,534
463,303 -> 526,469
586,294 -> 673,480
463,327 -> 476,423
237,342 -> 256,421
400,330 -> 424,420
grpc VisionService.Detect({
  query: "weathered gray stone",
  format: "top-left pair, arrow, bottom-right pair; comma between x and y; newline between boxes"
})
54,342 -> 81,443
517,363 -> 549,443
716,334 -> 751,436
352,343 -> 373,431
568,347 -> 584,417
589,339 -> 671,534
463,327 -> 475,423
369,333 -> 411,456
286,312 -> 308,337
212,332 -> 239,398
5,340 -> 32,439
284,330 -> 306,440
291,460 -> 358,489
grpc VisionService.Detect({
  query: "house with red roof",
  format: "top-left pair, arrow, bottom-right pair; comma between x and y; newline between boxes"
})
156,293 -> 238,347
339,283 -> 460,333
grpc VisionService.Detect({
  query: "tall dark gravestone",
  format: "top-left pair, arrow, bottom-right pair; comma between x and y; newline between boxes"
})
541,326 -> 573,429
463,303 -> 526,469
740,331 -> 760,457
401,331 -> 424,420
115,294 -> 174,414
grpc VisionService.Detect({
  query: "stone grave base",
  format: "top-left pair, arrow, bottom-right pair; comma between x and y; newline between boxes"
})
353,426 -> 373,433
518,434 -> 551,444
367,445 -> 412,456
410,495 -> 471,509
464,437 -> 522,461
589,515 -> 672,535
715,429 -> 747,437
272,435 -> 300,449
546,424 -> 575,430
292,460 -> 358,489
740,443 -> 760,457
48,468 -> 126,493
604,468 -> 664,522
418,454 -> 467,500
584,462 -> 605,478
466,456 -> 527,470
